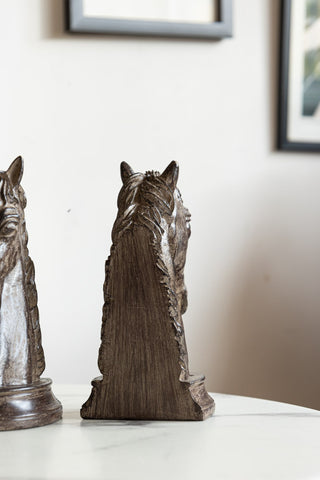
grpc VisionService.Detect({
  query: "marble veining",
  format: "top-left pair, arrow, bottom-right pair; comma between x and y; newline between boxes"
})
0,385 -> 318,480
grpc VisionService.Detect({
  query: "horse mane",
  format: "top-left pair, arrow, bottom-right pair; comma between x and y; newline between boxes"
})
1,180 -> 45,380
112,171 -> 174,243
98,171 -> 188,380
17,186 -> 45,379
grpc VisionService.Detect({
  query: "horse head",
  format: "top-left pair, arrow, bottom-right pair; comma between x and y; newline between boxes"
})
0,157 -> 25,281
117,161 -> 191,316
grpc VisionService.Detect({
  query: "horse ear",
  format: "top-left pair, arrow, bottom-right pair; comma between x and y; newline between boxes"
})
6,156 -> 23,187
120,161 -> 134,184
160,161 -> 179,190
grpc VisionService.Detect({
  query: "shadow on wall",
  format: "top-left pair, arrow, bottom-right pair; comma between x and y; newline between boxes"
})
268,0 -> 281,151
213,167 -> 320,411
40,0 -> 66,38
39,0 -> 224,43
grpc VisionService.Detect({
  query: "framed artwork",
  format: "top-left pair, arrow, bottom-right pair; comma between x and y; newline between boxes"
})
67,0 -> 232,40
278,0 -> 320,151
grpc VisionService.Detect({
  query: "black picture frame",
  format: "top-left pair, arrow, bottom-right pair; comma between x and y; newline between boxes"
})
278,0 -> 320,152
67,0 -> 232,40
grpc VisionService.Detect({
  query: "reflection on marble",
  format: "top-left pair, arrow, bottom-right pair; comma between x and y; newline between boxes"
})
0,385 -> 319,479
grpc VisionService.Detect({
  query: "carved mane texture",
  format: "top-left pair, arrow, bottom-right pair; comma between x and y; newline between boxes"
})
81,161 -> 214,421
21,210 -> 45,380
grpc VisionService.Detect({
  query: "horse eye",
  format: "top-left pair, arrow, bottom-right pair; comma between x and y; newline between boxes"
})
0,216 -> 19,237
1,224 -> 17,236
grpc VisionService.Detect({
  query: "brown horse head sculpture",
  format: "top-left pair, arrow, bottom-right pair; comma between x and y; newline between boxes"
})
82,161 -> 214,420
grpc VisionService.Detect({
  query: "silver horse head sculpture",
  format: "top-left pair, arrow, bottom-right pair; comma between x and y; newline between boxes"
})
0,157 -> 62,431
0,157 -> 44,385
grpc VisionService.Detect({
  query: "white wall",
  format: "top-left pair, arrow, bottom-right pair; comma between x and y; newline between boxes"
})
1,0 -> 319,410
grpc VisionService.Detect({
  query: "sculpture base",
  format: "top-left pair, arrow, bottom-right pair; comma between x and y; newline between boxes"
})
81,375 -> 215,421
0,378 -> 62,431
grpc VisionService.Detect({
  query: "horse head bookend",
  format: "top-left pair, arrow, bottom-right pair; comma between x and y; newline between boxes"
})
0,157 -> 62,430
81,161 -> 214,420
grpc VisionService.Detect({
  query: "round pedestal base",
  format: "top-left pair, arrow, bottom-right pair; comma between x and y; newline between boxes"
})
0,378 -> 62,431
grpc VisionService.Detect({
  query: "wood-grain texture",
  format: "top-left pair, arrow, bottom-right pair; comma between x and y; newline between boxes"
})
81,161 -> 214,420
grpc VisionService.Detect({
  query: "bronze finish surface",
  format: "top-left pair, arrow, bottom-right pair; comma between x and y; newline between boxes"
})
81,161 -> 214,421
0,157 -> 62,430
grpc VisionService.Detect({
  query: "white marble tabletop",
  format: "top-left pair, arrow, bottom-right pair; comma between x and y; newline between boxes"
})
0,384 -> 319,480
